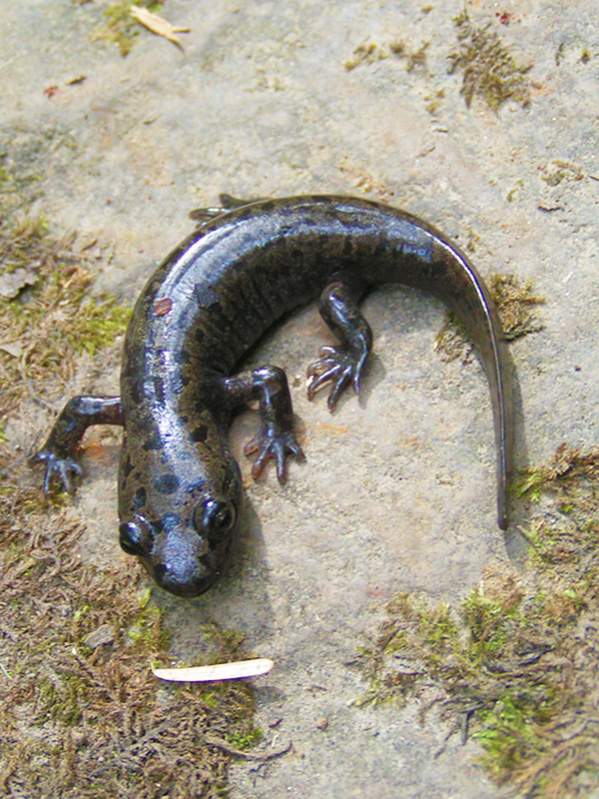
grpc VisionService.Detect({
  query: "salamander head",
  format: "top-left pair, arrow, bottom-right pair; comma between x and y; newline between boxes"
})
118,472 -> 240,597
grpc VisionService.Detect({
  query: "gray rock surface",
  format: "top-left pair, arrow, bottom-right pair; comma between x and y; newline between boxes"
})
3,1 -> 598,796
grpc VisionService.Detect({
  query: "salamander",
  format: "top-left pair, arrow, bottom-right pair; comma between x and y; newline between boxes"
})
32,195 -> 513,597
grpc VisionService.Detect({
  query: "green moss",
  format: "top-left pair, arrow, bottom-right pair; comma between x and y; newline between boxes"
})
463,592 -> 509,661
449,9 -> 532,110
517,444 -> 599,501
70,297 -> 131,356
127,601 -> 169,651
358,445 -> 599,796
474,692 -> 553,778
418,602 -> 458,650
0,195 -> 130,417
200,690 -> 219,710
506,178 -> 524,202
225,727 -> 263,751
37,675 -> 88,726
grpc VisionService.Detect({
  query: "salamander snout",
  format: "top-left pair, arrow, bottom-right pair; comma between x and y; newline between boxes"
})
151,521 -> 227,596
153,561 -> 216,597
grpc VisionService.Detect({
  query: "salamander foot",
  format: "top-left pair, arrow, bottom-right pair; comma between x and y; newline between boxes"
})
244,428 -> 305,484
31,450 -> 82,495
307,344 -> 368,411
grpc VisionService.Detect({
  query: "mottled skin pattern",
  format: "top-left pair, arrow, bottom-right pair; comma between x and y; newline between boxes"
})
32,196 -> 513,597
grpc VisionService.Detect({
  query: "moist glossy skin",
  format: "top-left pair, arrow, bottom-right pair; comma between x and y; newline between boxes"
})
33,195 -> 513,597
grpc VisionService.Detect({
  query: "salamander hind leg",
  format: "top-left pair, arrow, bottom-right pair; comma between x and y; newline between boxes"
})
307,274 -> 373,411
31,395 -> 123,495
224,366 -> 304,484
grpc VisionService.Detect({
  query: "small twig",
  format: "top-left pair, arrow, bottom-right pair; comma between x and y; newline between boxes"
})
205,736 -> 292,762
461,704 -> 483,744
18,345 -> 56,412
434,718 -> 460,759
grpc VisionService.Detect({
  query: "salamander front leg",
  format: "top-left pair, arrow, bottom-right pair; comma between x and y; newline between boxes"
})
307,274 -> 373,410
225,366 -> 304,483
31,395 -> 123,495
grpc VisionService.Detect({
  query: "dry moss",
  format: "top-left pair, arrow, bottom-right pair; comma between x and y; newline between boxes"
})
488,274 -> 545,341
435,272 -> 544,362
0,208 -> 130,418
424,88 -> 445,115
344,41 -> 389,71
0,476 -> 256,797
344,39 -> 429,73
448,10 -> 532,110
357,445 -> 599,797
540,160 -> 585,187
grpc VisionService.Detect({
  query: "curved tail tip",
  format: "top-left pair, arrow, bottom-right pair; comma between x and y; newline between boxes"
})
497,507 -> 509,531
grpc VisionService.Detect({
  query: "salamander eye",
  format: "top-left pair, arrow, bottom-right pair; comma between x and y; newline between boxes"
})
119,518 -> 153,556
194,499 -> 236,538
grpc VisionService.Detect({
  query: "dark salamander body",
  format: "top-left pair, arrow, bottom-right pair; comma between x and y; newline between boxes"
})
33,196 -> 513,597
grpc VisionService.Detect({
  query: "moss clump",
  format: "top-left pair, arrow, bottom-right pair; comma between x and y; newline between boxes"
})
94,0 -> 164,56
0,202 -> 130,418
344,39 -> 429,73
358,445 -> 599,797
488,273 -> 545,340
424,88 -> 445,115
126,601 -> 168,648
344,41 -> 389,71
517,444 -> 599,504
435,272 -> 544,362
448,10 -> 532,110
225,727 -> 264,751
37,675 -> 88,726
540,160 -> 585,187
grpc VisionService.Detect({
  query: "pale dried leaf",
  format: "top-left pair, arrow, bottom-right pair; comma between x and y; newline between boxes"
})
130,6 -> 190,48
153,657 -> 273,682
